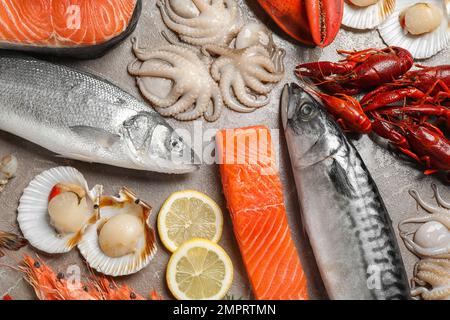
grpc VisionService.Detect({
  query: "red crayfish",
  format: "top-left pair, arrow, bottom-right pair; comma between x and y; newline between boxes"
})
360,65 -> 450,177
257,0 -> 343,47
372,116 -> 450,176
296,47 -> 414,95
296,46 -> 450,177
295,46 -> 413,134
362,65 -> 450,112
306,87 -> 372,134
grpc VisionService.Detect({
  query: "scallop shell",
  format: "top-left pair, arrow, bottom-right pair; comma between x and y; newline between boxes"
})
17,167 -> 101,254
378,0 -> 450,59
78,187 -> 157,276
343,0 -> 396,30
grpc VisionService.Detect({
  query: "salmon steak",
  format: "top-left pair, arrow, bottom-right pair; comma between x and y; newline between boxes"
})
217,126 -> 309,300
0,0 -> 141,58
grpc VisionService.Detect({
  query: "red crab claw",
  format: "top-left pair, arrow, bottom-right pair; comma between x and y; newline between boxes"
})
257,0 -> 343,47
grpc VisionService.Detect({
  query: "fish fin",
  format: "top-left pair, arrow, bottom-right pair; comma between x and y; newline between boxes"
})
329,159 -> 355,198
70,126 -> 121,149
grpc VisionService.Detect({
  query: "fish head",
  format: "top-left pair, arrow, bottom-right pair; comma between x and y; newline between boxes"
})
122,112 -> 200,173
281,83 -> 342,168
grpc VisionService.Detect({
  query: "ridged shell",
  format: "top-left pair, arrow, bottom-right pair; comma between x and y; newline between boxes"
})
343,0 -> 396,30
17,167 -> 101,254
78,187 -> 157,276
378,0 -> 450,59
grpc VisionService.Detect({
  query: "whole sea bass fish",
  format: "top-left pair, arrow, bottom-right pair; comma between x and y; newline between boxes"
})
0,53 -> 198,174
281,83 -> 410,300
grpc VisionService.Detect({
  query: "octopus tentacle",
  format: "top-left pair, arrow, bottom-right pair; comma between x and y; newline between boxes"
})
159,1 -> 204,28
137,78 -> 183,108
232,74 -> 269,108
271,48 -> 286,73
431,184 -> 450,209
220,67 -> 255,113
204,83 -> 223,122
128,60 -> 176,79
413,259 -> 450,299
203,44 -> 237,58
247,65 -> 283,83
246,46 -> 271,58
155,92 -> 197,116
181,34 -> 228,46
242,74 -> 275,94
251,55 -> 277,73
160,46 -> 201,66
159,0 -> 241,46
409,189 -> 447,215
131,46 -> 184,66
159,5 -> 218,38
156,86 -> 184,108
131,38 -> 157,61
174,90 -> 209,121
129,37 -> 222,121
210,57 -> 232,81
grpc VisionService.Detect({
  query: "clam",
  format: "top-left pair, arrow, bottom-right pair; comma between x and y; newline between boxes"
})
17,167 -> 101,254
78,187 -> 157,276
343,0 -> 396,30
379,0 -> 450,59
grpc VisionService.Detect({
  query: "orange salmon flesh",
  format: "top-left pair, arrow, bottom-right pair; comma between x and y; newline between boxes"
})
0,0 -> 137,46
217,126 -> 309,300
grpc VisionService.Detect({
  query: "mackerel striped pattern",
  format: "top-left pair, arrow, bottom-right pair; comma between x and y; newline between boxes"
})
282,83 -> 410,299
331,138 -> 409,299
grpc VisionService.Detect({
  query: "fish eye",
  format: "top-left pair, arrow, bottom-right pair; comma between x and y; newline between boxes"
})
169,136 -> 183,152
299,103 -> 314,118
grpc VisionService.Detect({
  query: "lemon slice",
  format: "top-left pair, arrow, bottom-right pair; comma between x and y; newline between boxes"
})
166,239 -> 233,300
158,190 -> 223,252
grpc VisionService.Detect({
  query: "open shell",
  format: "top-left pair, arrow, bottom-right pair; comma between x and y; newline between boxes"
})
17,167 -> 101,254
343,0 -> 396,30
78,187 -> 157,276
378,0 -> 450,59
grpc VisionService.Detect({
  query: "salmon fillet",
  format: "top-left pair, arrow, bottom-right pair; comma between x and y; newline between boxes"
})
0,0 -> 137,46
217,126 -> 308,300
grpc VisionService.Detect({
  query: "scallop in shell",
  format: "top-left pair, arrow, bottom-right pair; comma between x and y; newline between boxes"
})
343,0 -> 396,30
17,167 -> 101,254
378,0 -> 450,59
78,187 -> 157,276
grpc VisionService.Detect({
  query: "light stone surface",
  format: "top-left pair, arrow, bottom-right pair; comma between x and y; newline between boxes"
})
0,0 -> 448,300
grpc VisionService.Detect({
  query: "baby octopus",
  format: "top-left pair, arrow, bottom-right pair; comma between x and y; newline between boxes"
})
411,258 -> 450,300
203,44 -> 285,112
399,184 -> 450,299
399,184 -> 450,259
158,0 -> 242,46
128,39 -> 223,122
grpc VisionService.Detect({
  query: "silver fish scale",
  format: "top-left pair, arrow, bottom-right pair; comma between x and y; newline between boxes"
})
283,83 -> 410,299
332,139 -> 409,299
0,54 -> 193,173
0,55 -> 147,130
